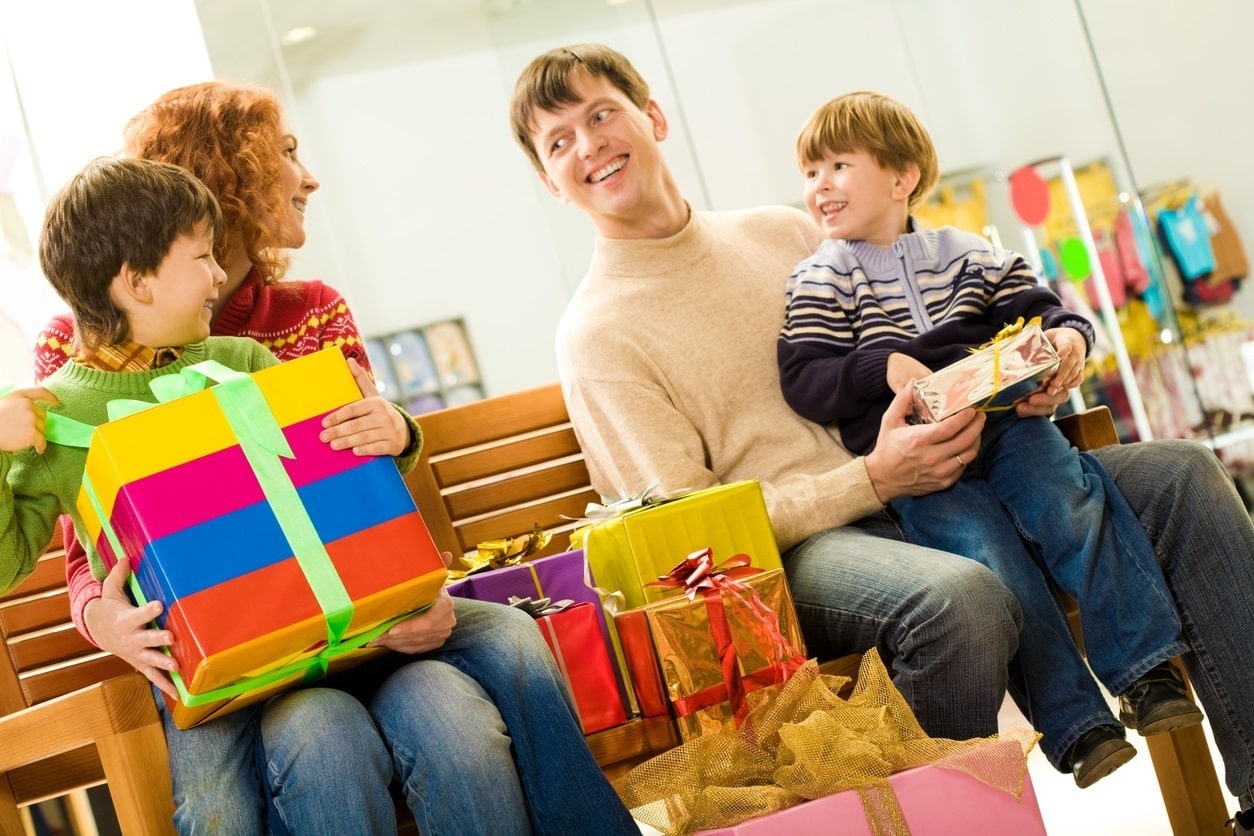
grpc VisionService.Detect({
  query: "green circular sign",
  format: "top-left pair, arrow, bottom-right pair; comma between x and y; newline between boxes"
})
1059,238 -> 1091,281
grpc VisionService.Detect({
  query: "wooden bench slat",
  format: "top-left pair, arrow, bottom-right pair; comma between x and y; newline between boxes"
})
0,590 -> 74,636
442,460 -> 594,520
430,427 -> 582,487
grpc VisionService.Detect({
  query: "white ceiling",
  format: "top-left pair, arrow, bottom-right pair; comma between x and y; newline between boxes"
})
194,0 -> 751,90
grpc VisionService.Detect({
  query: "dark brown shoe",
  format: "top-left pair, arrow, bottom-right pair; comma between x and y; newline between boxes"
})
1066,725 -> 1137,788
1119,661 -> 1205,736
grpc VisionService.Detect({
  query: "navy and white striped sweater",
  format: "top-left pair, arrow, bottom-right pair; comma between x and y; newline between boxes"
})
778,224 -> 1094,455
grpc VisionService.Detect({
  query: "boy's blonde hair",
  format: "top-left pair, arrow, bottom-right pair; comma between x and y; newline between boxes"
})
510,43 -> 650,171
796,91 -> 939,211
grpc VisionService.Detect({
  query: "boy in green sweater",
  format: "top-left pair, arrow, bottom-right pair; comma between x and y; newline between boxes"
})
0,155 -> 417,597
0,155 -> 421,831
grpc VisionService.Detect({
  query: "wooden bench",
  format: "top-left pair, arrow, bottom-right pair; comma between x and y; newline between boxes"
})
0,386 -> 1229,835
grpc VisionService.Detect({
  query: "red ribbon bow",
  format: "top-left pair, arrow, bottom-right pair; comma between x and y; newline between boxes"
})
648,548 -> 805,728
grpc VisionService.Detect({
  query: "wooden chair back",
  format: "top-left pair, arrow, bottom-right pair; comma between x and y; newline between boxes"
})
405,383 -> 601,561
0,526 -> 173,834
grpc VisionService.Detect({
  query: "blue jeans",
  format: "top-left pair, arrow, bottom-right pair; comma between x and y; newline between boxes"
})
784,436 -> 1253,809
889,415 -> 1187,767
158,598 -> 637,835
1091,440 -> 1254,811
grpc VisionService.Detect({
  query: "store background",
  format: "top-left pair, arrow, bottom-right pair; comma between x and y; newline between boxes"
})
1,1 -> 1250,832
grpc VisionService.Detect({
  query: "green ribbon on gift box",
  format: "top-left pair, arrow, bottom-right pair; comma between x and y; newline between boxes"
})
21,360 -> 364,700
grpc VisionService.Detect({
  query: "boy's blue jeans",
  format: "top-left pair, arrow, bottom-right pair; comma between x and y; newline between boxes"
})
156,597 -> 638,835
890,414 -> 1188,769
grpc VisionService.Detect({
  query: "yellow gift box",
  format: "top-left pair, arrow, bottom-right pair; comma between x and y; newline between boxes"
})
578,481 -> 782,612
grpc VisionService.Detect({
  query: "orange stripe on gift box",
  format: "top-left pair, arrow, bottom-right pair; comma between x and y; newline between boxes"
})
165,511 -> 445,693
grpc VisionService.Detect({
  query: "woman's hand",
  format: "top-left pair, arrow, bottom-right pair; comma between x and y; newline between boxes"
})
84,557 -> 180,697
320,358 -> 410,456
368,589 -> 457,654
863,384 -> 984,503
368,549 -> 457,655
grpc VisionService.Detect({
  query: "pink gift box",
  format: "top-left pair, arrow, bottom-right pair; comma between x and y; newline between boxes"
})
694,750 -> 1044,836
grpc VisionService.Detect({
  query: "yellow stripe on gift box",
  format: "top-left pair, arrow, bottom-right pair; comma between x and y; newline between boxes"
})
79,347 -> 360,519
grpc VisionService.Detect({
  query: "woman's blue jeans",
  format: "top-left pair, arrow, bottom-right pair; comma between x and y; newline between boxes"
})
157,597 -> 637,835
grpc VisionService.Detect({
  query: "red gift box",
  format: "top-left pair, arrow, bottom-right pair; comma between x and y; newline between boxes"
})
536,602 -> 629,734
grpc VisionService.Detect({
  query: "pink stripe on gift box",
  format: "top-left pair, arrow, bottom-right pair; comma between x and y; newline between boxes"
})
108,413 -> 363,548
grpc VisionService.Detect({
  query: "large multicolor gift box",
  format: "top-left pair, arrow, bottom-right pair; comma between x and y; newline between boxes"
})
615,556 -> 806,741
911,319 -> 1060,423
576,481 -> 782,612
446,548 -> 632,722
77,348 -> 448,727
693,740 -> 1046,835
526,601 -> 629,734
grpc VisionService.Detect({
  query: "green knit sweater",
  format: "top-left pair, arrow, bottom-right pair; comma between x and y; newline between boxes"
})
1,337 -> 422,594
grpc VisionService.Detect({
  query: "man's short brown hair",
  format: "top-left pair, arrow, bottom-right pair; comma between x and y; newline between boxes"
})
39,156 -> 222,350
796,91 -> 940,211
509,43 -> 650,171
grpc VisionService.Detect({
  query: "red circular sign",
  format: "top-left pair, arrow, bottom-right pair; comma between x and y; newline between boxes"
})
1009,167 -> 1051,227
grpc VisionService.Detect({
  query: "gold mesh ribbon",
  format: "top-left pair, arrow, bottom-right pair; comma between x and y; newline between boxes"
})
616,650 -> 1038,835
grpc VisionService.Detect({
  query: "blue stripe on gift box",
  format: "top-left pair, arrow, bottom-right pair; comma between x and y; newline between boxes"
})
136,457 -> 415,617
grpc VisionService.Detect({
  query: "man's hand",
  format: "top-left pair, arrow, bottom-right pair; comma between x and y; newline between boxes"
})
84,557 -> 180,698
863,384 -> 984,504
320,358 -> 409,456
0,387 -> 58,454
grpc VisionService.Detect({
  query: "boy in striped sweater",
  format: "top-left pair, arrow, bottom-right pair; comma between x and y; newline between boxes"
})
777,91 -> 1201,788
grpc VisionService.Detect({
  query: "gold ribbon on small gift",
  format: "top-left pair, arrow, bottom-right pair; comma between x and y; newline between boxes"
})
616,649 -> 1040,836
965,315 -> 1044,412
446,523 -> 553,580
646,548 -> 806,727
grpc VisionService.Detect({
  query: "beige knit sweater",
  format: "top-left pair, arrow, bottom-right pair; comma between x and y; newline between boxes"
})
556,206 -> 885,550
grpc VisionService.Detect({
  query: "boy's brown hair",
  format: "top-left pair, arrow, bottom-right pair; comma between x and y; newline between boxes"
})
510,43 -> 650,171
796,91 -> 940,211
38,156 -> 222,350
124,81 -> 290,284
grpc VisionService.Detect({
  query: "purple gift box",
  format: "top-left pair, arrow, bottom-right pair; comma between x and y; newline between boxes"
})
447,550 -> 633,718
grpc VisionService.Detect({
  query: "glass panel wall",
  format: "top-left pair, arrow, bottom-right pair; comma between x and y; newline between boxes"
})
3,0 -> 1250,488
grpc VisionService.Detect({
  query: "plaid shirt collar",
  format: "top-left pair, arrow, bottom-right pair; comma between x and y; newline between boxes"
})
76,340 -> 184,372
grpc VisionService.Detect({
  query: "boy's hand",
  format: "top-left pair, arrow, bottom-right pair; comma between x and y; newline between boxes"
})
0,387 -> 59,454
320,358 -> 409,456
886,352 -> 932,394
1043,327 -> 1087,395
84,556 -> 179,698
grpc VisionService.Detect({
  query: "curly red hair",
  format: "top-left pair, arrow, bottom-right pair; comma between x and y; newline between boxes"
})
123,81 -> 290,283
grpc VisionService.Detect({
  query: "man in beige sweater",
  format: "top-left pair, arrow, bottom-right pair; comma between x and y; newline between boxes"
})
508,42 -> 1254,822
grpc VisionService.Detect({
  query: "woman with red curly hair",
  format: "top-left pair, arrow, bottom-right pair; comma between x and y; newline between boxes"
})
34,82 -> 636,836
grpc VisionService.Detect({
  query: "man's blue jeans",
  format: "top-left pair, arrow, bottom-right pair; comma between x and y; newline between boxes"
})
157,597 -> 638,835
889,415 -> 1187,768
784,436 -> 1254,811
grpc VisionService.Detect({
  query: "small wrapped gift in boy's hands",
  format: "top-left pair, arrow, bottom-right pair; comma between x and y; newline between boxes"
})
911,319 -> 1060,423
